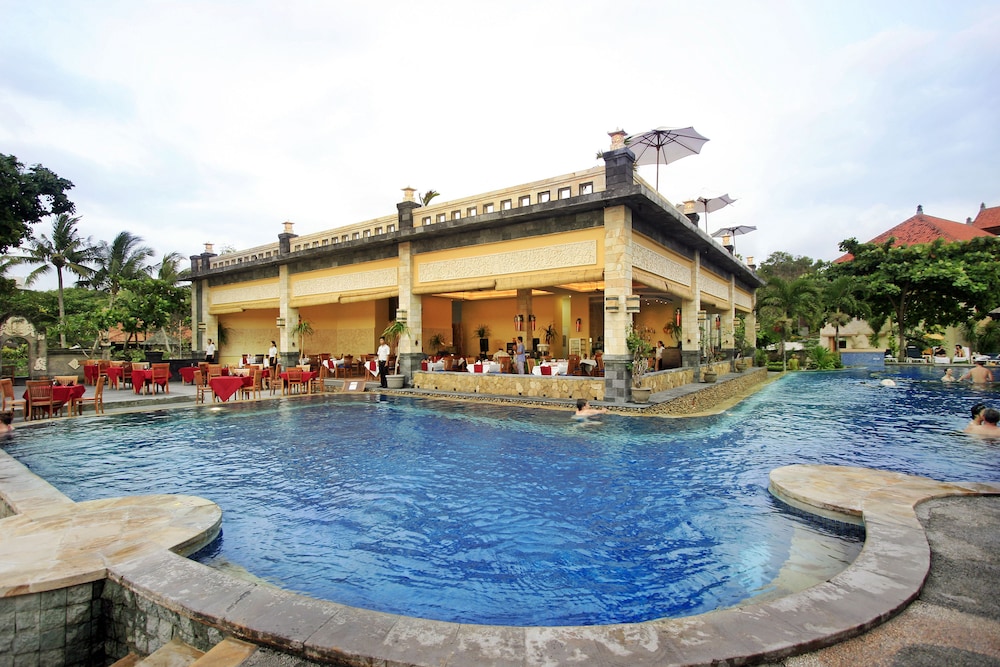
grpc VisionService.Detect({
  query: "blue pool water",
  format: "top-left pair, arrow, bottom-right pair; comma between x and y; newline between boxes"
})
5,366 -> 999,626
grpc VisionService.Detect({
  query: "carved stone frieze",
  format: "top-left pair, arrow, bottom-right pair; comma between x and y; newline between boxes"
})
419,241 -> 597,284
632,244 -> 691,287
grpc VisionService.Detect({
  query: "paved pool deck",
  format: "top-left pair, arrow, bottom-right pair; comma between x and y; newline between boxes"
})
2,374 -> 999,665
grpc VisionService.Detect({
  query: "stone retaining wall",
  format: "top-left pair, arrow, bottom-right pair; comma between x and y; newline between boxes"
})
647,367 -> 768,415
0,582 -> 104,667
411,371 -> 606,401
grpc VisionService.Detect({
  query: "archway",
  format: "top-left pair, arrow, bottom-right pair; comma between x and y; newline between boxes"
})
0,317 -> 48,382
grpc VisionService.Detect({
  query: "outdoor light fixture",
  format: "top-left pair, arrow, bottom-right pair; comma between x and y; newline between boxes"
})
605,296 -> 620,312
276,317 -> 286,327
675,308 -> 682,327
196,322 -> 206,332
625,295 -> 641,313
396,309 -> 408,323
528,314 -> 536,331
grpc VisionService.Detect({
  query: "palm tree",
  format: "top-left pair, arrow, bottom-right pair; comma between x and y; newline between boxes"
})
757,275 -> 820,370
5,213 -> 95,347
83,231 -> 154,304
154,251 -> 188,284
823,275 -> 869,357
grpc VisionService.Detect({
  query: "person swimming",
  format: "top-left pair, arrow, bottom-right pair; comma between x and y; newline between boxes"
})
964,402 -> 988,433
574,399 -> 607,422
965,407 -> 1000,437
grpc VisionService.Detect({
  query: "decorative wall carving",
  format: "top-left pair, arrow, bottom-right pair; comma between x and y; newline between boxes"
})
632,244 -> 691,287
295,267 -> 398,298
701,274 -> 730,301
419,241 -> 597,284
212,283 -> 280,306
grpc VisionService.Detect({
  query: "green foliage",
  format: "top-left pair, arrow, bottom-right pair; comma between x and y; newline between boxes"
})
420,190 -> 440,207
806,344 -> 837,370
116,278 -> 189,344
627,324 -> 654,387
754,348 -> 768,367
0,154 -> 76,253
474,324 -> 490,339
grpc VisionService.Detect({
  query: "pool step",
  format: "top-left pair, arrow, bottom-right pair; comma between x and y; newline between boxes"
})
110,637 -> 257,667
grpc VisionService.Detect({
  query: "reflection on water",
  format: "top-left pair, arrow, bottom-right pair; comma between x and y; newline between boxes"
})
6,366 -> 998,625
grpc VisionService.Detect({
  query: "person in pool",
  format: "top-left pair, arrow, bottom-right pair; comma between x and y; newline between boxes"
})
0,411 -> 13,437
574,399 -> 607,421
941,368 -> 957,382
965,407 -> 1000,437
964,402 -> 987,433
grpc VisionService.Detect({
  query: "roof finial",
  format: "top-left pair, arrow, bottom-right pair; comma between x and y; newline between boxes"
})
916,204 -> 923,214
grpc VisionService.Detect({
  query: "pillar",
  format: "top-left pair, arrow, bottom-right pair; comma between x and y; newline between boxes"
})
603,204 -> 634,403
681,251 -> 702,370
396,241 -> 422,377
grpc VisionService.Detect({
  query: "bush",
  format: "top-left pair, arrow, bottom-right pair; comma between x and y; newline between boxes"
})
766,362 -> 784,372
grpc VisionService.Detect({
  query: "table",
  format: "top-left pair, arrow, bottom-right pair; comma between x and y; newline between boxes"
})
178,367 -> 198,384
208,376 -> 250,402
84,364 -> 100,385
23,384 -> 85,417
532,361 -> 569,376
579,359 -> 597,375
421,360 -> 445,371
280,370 -> 315,393
468,361 -> 501,374
131,369 -> 168,394
103,366 -> 124,389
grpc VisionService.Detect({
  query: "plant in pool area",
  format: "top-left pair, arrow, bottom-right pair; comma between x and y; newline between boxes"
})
382,319 -> 410,374
627,323 -> 654,388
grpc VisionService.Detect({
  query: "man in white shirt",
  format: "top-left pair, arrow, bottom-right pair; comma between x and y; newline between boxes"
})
205,339 -> 216,363
377,336 -> 391,388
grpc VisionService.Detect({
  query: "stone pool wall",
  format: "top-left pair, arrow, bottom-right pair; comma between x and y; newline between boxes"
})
647,367 -> 768,415
0,582 -> 104,667
410,370 -> 606,401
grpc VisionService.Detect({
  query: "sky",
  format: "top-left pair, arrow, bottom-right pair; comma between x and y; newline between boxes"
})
2,1 -> 998,289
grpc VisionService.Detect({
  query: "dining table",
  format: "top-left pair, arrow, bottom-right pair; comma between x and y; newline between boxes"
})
532,361 -> 569,376
103,366 -> 124,389
83,364 -> 100,385
468,361 -> 502,374
280,370 -> 315,393
208,375 -> 251,402
178,366 -> 198,384
130,368 -> 167,394
23,384 -> 86,417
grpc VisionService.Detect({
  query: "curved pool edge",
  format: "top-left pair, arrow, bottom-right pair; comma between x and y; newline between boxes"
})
5,452 -> 999,666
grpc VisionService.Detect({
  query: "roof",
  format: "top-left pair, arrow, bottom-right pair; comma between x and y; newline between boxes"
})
971,203 -> 1000,235
835,205 -> 994,262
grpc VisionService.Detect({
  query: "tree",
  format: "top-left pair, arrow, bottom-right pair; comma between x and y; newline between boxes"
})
116,278 -> 189,351
0,154 -> 76,253
821,275 -> 869,356
757,275 -> 821,370
4,214 -> 95,347
757,251 -> 826,282
83,231 -> 154,303
420,190 -> 440,207
153,251 -> 188,283
833,236 -> 1000,359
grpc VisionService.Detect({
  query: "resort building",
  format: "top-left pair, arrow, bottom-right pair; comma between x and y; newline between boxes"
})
187,131 -> 763,403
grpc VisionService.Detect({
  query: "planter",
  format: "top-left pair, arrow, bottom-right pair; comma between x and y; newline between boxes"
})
386,374 -> 405,389
702,370 -> 718,383
630,387 -> 652,403
736,358 -> 751,372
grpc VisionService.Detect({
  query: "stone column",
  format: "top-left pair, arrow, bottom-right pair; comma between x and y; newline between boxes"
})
278,221 -> 297,255
397,241 -> 422,377
603,204 -> 634,403
681,250 -> 702,370
277,264 -> 296,369
397,187 -> 420,231
602,129 -> 635,191
721,275 -> 737,361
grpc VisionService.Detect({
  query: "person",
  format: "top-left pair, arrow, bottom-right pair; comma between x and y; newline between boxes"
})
268,341 -> 278,369
574,398 -> 607,421
964,402 -> 987,433
0,411 -> 13,436
955,344 -> 965,359
205,339 -> 216,363
515,336 -> 526,374
376,336 -> 391,388
655,341 -> 666,371
941,368 -> 956,382
959,358 -> 993,384
965,407 -> 1000,437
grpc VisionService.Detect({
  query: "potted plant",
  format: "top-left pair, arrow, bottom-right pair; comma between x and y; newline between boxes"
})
292,319 -> 314,362
429,332 -> 448,354
539,323 -> 557,356
382,319 -> 410,388
627,324 -> 653,402
474,324 -> 491,357
702,368 -> 718,382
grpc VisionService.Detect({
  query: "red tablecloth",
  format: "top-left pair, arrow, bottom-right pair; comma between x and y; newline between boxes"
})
179,367 -> 198,384
104,366 -> 124,388
23,384 -> 85,415
209,376 -> 250,402
280,371 -> 315,393
84,364 -> 100,385
131,369 -> 169,394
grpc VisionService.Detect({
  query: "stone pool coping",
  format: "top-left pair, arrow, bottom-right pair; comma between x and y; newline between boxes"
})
2,450 -> 998,665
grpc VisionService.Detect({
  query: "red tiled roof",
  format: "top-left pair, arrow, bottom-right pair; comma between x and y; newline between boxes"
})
835,207 -> 994,262
972,203 -> 1000,234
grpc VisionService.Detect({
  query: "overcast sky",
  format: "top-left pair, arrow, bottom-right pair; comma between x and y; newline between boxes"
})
3,1 -> 998,289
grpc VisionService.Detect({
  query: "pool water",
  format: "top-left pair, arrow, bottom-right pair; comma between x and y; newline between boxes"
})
6,366 -> 998,626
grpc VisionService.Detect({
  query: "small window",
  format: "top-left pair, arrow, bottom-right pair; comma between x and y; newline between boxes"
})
467,206 -> 477,217
312,241 -> 319,248
387,224 -> 395,233
352,232 -> 360,240
839,339 -> 847,349
375,226 -> 383,235
501,199 -> 512,210
558,187 -> 571,200
452,210 -> 461,220
519,195 -> 531,207
483,203 -> 495,214
342,235 -> 349,242
294,245 -> 301,251
321,239 -> 328,246
332,237 -> 339,244
537,191 -> 550,203
363,230 -> 370,238
436,213 -> 447,223
580,182 -> 594,195
422,216 -> 431,225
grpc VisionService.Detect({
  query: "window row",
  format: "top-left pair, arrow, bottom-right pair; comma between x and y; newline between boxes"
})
421,182 -> 593,225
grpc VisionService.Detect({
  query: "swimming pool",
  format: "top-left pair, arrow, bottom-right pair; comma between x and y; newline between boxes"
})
6,366 -> 998,626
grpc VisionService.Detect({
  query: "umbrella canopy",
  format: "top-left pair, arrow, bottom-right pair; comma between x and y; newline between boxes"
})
685,193 -> 736,232
625,126 -> 709,190
711,225 -> 757,253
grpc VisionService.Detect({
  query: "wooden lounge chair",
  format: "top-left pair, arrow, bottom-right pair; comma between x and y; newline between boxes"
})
73,375 -> 105,416
1,378 -> 27,421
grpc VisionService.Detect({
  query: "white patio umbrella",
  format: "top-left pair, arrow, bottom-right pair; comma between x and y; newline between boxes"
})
686,193 -> 736,233
625,126 -> 709,191
711,225 -> 757,253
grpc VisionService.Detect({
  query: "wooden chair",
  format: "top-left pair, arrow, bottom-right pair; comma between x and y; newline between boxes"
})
25,380 -> 55,420
499,357 -> 512,374
526,358 -> 536,375
284,368 -> 304,395
310,364 -> 329,393
122,362 -> 133,389
594,353 -> 605,377
193,370 -> 209,404
151,363 -> 171,394
241,369 -> 263,401
73,375 -> 105,416
269,363 -> 282,395
1,378 -> 27,422
567,354 -> 582,376
335,355 -> 353,379
207,364 -> 222,378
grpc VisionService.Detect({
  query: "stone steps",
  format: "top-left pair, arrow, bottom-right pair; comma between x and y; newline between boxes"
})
110,637 -> 257,667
